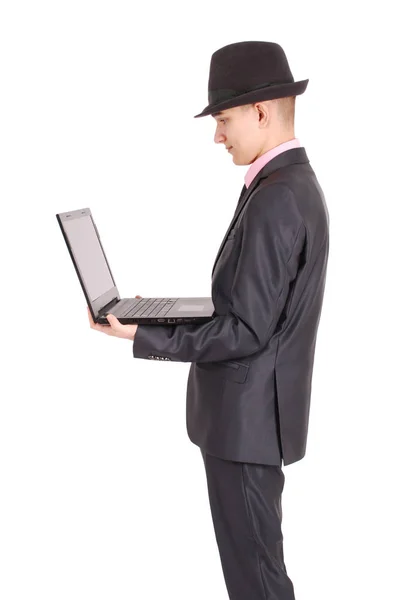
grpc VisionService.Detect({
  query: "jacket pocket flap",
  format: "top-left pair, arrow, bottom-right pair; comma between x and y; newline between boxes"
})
196,360 -> 249,383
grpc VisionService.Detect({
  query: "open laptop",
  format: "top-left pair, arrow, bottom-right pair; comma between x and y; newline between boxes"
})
56,207 -> 215,325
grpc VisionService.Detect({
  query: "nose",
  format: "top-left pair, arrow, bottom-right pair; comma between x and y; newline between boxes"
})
214,127 -> 226,145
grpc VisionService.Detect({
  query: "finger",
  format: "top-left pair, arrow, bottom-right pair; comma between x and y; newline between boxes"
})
106,313 -> 121,329
135,295 -> 142,299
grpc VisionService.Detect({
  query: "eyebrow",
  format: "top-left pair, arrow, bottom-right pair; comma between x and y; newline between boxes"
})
212,111 -> 225,118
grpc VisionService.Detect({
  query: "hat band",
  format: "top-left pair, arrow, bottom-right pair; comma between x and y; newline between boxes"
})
208,80 -> 290,106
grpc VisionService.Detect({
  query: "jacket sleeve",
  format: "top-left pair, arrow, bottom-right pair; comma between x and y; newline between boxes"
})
133,184 -> 306,363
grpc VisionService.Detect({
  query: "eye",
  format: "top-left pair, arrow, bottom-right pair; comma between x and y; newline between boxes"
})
219,119 -> 226,124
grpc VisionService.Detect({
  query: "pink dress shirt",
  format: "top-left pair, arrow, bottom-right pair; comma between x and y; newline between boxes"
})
244,138 -> 301,188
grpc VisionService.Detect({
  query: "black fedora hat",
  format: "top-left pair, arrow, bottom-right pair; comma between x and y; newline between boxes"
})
194,41 -> 308,118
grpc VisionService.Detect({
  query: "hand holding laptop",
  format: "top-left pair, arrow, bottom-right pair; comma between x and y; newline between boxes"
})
87,295 -> 142,341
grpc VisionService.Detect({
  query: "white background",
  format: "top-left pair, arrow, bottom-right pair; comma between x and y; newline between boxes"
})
1,1 -> 400,599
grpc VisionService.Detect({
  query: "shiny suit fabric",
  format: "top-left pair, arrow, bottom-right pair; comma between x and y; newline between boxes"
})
133,146 -> 329,598
133,146 -> 330,468
201,448 -> 296,600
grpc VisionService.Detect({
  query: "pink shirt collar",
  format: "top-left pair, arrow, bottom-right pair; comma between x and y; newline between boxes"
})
244,138 -> 301,188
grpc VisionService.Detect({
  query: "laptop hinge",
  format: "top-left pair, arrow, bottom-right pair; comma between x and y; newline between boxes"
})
99,297 -> 119,316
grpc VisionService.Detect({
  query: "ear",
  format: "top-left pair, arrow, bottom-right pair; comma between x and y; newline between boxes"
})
256,102 -> 269,126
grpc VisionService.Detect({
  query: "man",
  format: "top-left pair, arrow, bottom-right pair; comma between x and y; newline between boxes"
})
89,41 -> 329,600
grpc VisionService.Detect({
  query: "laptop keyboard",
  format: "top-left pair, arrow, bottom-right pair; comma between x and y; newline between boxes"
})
122,298 -> 177,318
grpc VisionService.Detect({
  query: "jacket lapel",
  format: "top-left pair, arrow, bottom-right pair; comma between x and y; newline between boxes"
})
211,179 -> 259,275
211,147 -> 309,276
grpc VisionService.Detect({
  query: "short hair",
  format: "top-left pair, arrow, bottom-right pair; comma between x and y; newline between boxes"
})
275,96 -> 296,128
241,96 -> 296,128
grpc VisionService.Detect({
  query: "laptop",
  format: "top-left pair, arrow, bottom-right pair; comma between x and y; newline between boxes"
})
56,207 -> 215,325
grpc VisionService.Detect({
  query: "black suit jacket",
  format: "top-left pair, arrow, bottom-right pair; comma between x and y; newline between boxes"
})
133,147 -> 330,466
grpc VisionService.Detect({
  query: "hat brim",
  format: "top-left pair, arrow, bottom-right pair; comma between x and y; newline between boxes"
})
194,79 -> 309,118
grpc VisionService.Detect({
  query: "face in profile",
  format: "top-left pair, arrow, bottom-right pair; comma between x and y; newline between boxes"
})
212,104 -> 264,165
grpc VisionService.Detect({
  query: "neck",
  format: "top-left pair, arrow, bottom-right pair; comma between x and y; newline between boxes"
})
259,132 -> 295,155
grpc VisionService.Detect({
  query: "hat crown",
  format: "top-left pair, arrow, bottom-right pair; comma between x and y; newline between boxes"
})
208,41 -> 294,97
194,40 -> 308,118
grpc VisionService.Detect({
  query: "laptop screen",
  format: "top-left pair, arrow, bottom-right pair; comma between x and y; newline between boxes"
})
62,214 -> 115,302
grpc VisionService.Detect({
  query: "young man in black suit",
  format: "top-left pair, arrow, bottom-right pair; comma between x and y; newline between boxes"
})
89,41 -> 330,600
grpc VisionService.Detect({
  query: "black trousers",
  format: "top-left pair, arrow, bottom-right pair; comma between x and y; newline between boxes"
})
201,449 -> 296,600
